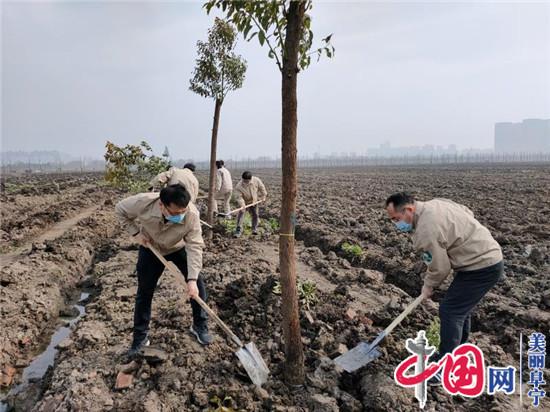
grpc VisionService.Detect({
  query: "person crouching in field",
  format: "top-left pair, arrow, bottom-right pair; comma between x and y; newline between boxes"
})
148,163 -> 200,203
115,184 -> 212,358
385,192 -> 503,386
233,171 -> 267,237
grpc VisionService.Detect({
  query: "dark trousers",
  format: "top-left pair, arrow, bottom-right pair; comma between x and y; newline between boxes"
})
133,246 -> 208,344
438,261 -> 503,356
236,205 -> 259,231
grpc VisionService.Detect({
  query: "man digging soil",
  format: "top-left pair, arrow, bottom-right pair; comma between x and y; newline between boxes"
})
385,192 -> 503,386
115,184 -> 213,358
233,171 -> 267,237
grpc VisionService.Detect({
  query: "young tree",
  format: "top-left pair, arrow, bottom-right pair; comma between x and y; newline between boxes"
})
104,140 -> 170,192
205,0 -> 333,385
190,18 -> 247,233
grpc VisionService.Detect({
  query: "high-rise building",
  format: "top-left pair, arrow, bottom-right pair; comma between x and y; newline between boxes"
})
495,119 -> 550,153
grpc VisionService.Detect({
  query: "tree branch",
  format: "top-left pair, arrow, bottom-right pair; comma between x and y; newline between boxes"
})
221,56 -> 225,100
274,6 -> 286,60
247,11 -> 283,72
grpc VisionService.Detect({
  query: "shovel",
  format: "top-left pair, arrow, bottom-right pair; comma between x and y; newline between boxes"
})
334,295 -> 424,372
199,219 -> 213,229
216,200 -> 263,218
147,245 -> 270,386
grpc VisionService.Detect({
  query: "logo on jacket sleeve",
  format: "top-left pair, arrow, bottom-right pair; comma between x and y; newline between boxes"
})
422,251 -> 433,264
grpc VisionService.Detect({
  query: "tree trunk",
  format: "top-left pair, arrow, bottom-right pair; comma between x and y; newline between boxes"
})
279,0 -> 306,386
207,98 -> 222,239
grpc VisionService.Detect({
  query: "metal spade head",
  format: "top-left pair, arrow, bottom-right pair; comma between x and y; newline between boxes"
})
333,342 -> 382,373
235,342 -> 270,387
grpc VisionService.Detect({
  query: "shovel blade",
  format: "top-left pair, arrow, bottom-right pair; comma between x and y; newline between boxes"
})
235,342 -> 270,387
334,342 -> 382,372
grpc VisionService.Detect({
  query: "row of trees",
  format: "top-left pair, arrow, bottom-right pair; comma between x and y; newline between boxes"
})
193,1 -> 333,385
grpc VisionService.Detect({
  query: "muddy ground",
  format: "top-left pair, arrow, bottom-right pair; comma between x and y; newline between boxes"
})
0,172 -> 106,253
0,165 -> 548,411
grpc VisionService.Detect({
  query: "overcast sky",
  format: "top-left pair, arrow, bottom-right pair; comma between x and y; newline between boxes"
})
2,1 -> 549,160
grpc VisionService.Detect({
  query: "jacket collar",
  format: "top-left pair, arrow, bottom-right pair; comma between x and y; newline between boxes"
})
413,201 -> 425,229
151,197 -> 164,218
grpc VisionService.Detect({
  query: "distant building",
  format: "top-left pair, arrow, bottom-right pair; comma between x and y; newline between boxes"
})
368,142 -> 458,157
495,119 -> 550,153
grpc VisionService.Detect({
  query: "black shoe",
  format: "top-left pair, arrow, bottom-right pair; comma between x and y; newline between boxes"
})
127,336 -> 150,358
252,228 -> 258,235
190,324 -> 213,345
428,370 -> 442,386
234,229 -> 242,238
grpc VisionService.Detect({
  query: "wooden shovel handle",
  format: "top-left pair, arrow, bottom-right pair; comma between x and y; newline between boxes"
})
147,245 -> 243,348
227,200 -> 264,216
192,296 -> 243,347
200,219 -> 213,228
383,295 -> 424,337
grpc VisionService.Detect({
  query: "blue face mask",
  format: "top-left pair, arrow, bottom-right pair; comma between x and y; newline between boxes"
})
395,220 -> 412,232
166,213 -> 185,224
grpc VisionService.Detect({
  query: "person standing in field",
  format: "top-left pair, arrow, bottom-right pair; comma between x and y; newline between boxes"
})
385,192 -> 503,386
233,171 -> 267,237
214,160 -> 233,215
149,163 -> 199,203
115,184 -> 213,358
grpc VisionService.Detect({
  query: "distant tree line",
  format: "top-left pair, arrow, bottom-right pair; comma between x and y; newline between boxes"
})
3,151 -> 550,174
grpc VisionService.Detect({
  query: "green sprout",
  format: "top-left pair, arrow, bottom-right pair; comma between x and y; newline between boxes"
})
272,279 -> 318,310
209,395 -> 237,412
298,280 -> 319,310
426,317 -> 440,349
220,214 -> 252,235
341,242 -> 363,260
267,217 -> 280,232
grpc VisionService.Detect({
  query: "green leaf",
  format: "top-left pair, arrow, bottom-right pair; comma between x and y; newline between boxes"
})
205,0 -> 335,71
323,33 -> 333,43
304,15 -> 311,29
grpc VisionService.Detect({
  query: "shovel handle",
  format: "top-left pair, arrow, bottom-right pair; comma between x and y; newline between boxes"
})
147,245 -> 244,348
200,219 -> 213,229
383,295 -> 424,338
226,200 -> 263,216
192,296 -> 243,347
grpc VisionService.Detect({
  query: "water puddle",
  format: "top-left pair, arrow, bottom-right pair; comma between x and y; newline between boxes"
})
0,292 -> 89,411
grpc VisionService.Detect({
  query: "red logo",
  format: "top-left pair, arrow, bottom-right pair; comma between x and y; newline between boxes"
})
395,343 -> 485,398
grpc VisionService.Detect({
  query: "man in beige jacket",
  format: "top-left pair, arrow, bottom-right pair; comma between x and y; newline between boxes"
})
214,160 -> 232,215
233,171 -> 267,237
115,184 -> 212,357
385,192 -> 503,385
149,163 -> 199,203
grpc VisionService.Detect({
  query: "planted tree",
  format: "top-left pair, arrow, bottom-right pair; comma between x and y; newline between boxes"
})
205,0 -> 334,385
190,18 -> 247,233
